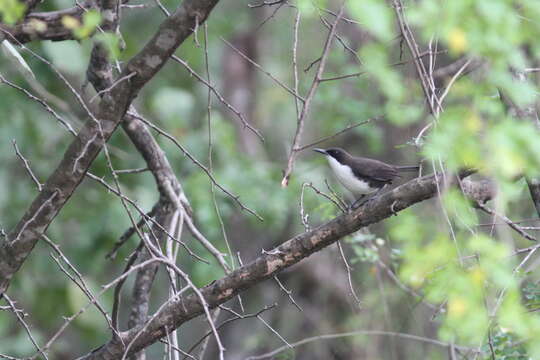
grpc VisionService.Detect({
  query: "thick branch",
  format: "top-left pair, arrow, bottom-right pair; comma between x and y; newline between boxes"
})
0,0 -> 220,296
0,1 -> 96,43
81,171 -> 483,359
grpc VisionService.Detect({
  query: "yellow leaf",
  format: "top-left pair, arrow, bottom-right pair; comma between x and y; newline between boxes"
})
62,15 -> 80,30
448,28 -> 468,54
28,18 -> 47,33
448,296 -> 467,317
470,266 -> 486,286
465,112 -> 481,132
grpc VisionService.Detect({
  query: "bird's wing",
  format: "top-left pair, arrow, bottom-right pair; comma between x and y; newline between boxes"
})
351,158 -> 399,183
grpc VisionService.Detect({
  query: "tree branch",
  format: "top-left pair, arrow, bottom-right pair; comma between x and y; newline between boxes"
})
281,4 -> 344,186
80,170 -> 483,359
0,0 -> 221,297
0,0 -> 96,43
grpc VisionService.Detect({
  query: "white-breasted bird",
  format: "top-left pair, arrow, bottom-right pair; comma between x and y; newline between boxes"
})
314,147 -> 419,206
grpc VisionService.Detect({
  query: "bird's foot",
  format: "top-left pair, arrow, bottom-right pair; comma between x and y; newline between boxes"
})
348,195 -> 368,211
349,194 -> 383,211
390,200 -> 399,216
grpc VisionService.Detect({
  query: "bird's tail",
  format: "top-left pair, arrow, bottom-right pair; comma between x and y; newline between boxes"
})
396,165 -> 420,172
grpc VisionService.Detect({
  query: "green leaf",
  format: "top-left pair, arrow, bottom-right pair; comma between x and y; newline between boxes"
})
347,0 -> 394,42
423,106 -> 484,171
442,189 -> 478,229
486,119 -> 540,179
63,10 -> 102,39
0,0 -> 25,25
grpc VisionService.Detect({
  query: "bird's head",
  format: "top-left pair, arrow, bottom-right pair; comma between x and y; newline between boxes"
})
313,147 -> 349,163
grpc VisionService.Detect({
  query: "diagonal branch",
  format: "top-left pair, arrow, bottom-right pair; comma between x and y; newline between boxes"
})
0,0 -> 221,297
81,170 -> 484,359
281,4 -> 344,186
392,0 -> 440,116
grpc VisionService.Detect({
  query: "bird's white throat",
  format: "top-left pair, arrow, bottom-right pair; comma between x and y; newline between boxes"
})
326,156 -> 376,195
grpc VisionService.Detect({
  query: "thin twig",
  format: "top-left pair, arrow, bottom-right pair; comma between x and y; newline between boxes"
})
126,110 -> 263,221
319,7 -> 361,25
246,330 -> 475,359
476,202 -> 537,242
319,50 -> 447,82
248,0 -> 284,8
89,71 -> 136,103
111,242 -> 143,330
253,0 -> 286,31
220,37 -> 305,103
281,4 -> 345,186
3,294 -> 48,359
203,22 -> 235,271
392,0 -> 441,116
87,173 -> 208,263
299,183 -> 311,231
336,240 -> 362,306
292,8 -> 301,122
12,140 -> 42,192
296,119 -> 374,151
183,304 -> 277,358
106,205 -> 157,259
304,182 -> 347,213
274,275 -> 302,311
438,58 -> 472,104
0,73 -> 77,135
317,10 -> 362,65
114,167 -> 149,174
162,180 -> 230,271
171,55 -> 264,141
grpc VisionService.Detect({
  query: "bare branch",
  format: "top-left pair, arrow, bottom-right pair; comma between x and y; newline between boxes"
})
245,330 -> 475,360
3,294 -> 47,359
281,4 -> 345,186
475,203 -> 537,242
221,37 -> 305,103
0,0 -> 222,296
126,111 -> 262,220
171,55 -> 263,141
296,119 -> 374,151
12,140 -> 42,192
80,170 -> 483,359
0,0 -> 95,43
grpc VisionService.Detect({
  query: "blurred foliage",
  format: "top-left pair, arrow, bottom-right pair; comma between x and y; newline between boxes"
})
1,0 -> 540,358
481,328 -> 530,360
0,0 -> 25,25
62,10 -> 102,39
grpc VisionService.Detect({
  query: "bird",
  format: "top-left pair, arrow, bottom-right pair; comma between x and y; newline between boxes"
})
313,147 -> 419,208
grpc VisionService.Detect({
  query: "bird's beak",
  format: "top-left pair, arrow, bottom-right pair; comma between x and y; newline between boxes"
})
313,148 -> 327,155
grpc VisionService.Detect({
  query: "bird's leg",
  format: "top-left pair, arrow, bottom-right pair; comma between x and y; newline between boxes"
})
349,195 -> 366,210
351,186 -> 388,210
390,200 -> 399,216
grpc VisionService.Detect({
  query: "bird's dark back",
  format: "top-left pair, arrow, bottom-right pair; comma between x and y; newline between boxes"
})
350,157 -> 399,184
